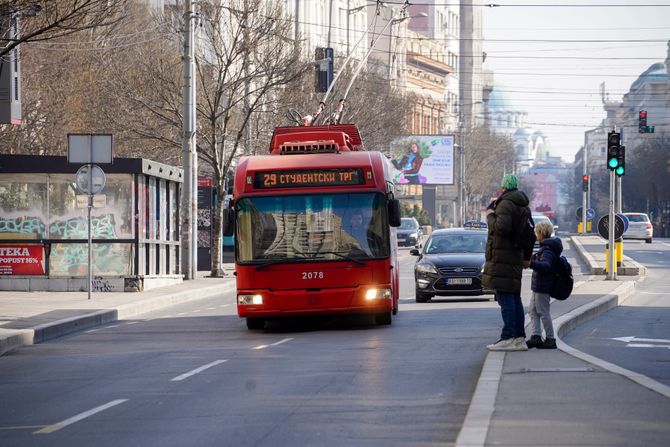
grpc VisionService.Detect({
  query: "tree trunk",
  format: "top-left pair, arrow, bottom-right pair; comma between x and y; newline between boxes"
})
210,177 -> 225,277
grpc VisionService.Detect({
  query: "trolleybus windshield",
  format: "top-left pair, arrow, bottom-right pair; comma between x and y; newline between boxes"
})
236,192 -> 390,264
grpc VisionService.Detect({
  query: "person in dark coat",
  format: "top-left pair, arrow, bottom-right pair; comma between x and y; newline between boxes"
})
527,220 -> 562,349
482,173 -> 532,351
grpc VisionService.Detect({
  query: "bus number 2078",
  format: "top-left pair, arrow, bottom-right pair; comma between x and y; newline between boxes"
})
302,271 -> 324,280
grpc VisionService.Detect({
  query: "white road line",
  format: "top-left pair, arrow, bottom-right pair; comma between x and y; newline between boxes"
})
207,307 -> 216,310
170,360 -> 227,382
253,344 -> 269,350
177,312 -> 187,316
34,399 -> 128,434
192,310 -> 201,313
125,321 -> 139,326
271,338 -> 294,346
106,325 -> 119,329
84,329 -> 99,334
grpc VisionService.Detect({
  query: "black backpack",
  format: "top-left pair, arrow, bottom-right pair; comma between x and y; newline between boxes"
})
514,206 -> 536,252
550,255 -> 574,301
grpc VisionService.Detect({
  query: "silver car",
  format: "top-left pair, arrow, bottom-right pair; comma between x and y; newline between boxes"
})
623,212 -> 653,243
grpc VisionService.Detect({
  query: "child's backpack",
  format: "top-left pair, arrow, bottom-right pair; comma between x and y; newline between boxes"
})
514,206 -> 536,252
550,255 -> 574,301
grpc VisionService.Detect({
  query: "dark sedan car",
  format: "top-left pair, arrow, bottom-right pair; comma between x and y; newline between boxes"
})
411,227 -> 493,302
397,217 -> 423,247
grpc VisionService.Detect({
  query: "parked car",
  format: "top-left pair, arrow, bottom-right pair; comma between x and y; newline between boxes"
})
397,217 -> 423,247
623,212 -> 653,243
532,214 -> 556,237
411,227 -> 493,302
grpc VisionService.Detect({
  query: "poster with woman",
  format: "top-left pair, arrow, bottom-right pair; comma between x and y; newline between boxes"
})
389,135 -> 455,185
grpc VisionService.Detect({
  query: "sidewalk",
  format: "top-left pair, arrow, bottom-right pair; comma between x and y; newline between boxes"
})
456,235 -> 670,446
0,265 -> 236,356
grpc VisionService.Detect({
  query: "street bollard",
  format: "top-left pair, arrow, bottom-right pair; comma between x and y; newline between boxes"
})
605,243 -> 618,274
616,240 -> 623,267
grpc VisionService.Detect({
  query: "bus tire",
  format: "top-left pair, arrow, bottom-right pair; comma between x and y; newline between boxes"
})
375,312 -> 392,326
246,317 -> 265,330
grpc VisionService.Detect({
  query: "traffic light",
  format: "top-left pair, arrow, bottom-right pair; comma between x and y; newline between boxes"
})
314,47 -> 334,93
582,174 -> 589,192
607,131 -> 621,170
615,145 -> 625,176
639,110 -> 647,133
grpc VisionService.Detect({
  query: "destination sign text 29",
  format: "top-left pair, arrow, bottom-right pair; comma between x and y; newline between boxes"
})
254,169 -> 365,189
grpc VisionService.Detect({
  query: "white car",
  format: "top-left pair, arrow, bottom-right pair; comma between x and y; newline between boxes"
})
623,212 -> 653,243
532,215 -> 557,237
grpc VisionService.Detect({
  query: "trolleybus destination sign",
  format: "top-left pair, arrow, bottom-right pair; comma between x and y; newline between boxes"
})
254,169 -> 365,189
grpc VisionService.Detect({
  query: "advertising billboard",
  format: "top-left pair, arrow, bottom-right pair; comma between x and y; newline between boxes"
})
389,135 -> 455,185
0,244 -> 46,275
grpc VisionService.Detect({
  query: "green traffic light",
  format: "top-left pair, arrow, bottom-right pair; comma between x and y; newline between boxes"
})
608,158 -> 619,169
616,166 -> 624,175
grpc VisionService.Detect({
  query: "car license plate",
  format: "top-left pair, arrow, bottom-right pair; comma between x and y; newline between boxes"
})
448,278 -> 472,285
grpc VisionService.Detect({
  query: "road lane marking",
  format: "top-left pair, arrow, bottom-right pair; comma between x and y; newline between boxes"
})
170,360 -> 227,382
627,344 -> 670,349
271,338 -> 294,346
34,399 -> 128,434
125,321 -> 139,325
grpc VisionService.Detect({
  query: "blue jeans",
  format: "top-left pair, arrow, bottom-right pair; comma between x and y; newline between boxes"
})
496,292 -> 526,340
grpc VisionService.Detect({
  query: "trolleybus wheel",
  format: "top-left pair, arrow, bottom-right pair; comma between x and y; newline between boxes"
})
246,317 -> 265,330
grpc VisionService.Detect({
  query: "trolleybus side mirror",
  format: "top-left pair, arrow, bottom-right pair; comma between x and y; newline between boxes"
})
222,207 -> 236,237
388,199 -> 401,227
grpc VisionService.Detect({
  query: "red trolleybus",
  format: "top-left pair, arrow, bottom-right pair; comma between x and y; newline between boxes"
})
223,124 -> 402,330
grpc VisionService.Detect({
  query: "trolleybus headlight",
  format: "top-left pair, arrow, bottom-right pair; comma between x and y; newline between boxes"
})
365,288 -> 392,300
238,294 -> 263,305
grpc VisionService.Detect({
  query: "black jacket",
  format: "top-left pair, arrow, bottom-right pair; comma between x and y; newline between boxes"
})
530,237 -> 563,294
482,188 -> 530,294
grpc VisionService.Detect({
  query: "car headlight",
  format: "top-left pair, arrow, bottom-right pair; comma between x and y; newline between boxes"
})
480,264 -> 485,273
415,262 -> 438,274
409,232 -> 418,239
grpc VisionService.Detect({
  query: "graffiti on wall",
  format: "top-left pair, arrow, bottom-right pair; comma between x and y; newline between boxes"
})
0,216 -> 47,238
0,213 -> 130,276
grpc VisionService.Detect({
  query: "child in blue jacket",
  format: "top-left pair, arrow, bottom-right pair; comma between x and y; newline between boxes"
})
527,220 -> 562,349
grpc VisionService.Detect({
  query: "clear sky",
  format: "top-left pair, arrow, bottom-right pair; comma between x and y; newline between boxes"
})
482,1 -> 670,163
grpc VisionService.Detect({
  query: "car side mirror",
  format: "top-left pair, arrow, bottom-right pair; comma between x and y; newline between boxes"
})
388,199 -> 401,227
222,206 -> 236,237
410,248 -> 420,256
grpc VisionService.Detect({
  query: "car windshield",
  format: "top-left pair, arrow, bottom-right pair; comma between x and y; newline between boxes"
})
424,233 -> 487,254
625,214 -> 649,223
399,218 -> 419,230
235,192 -> 390,263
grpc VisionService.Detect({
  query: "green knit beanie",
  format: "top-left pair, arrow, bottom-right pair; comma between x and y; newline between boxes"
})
501,173 -> 518,190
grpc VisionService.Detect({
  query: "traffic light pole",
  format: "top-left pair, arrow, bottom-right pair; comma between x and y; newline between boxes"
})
607,170 -> 617,280
581,146 -> 588,235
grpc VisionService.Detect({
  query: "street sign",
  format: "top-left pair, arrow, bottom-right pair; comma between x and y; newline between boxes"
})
576,207 -> 596,222
597,214 -> 625,241
617,213 -> 629,233
75,165 -> 106,194
76,194 -> 106,209
68,134 -> 113,164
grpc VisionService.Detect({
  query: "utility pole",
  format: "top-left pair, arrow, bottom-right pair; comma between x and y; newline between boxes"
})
181,0 -> 197,280
458,114 -> 464,227
581,134 -> 588,234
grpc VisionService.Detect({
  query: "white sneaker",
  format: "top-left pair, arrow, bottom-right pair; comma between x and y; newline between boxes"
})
513,337 -> 529,351
486,338 -> 516,351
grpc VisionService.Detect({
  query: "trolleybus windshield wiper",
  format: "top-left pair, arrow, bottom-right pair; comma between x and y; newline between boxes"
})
306,250 -> 366,266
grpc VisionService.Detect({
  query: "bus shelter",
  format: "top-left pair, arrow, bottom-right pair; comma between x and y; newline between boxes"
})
0,155 -> 183,292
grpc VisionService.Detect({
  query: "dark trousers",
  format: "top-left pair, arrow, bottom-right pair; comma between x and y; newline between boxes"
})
496,292 -> 526,340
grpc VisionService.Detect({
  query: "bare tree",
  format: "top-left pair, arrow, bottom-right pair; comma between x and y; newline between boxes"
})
0,0 -> 129,58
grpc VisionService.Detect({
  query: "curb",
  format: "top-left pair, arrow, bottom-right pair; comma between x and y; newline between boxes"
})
569,236 -> 647,276
0,280 -> 236,357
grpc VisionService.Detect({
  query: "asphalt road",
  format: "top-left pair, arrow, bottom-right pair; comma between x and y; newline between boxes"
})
0,236 -> 593,447
563,238 -> 670,387
0,250 -> 503,447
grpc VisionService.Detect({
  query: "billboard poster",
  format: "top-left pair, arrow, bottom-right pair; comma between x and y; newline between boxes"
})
0,244 -> 46,275
389,135 -> 455,185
